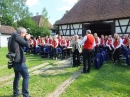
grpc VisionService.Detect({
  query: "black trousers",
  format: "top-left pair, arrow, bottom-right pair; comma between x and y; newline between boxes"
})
73,49 -> 80,66
83,49 -> 93,73
99,45 -> 105,50
94,46 -> 99,56
105,46 -> 113,60
29,45 -> 33,53
113,47 -> 121,63
53,48 -> 58,57
62,46 -> 67,58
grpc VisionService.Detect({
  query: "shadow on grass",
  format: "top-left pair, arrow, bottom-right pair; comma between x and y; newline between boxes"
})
39,71 -> 73,78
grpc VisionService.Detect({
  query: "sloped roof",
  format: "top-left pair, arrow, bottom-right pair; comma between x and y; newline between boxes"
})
56,0 -> 130,25
0,25 -> 16,35
32,15 -> 54,29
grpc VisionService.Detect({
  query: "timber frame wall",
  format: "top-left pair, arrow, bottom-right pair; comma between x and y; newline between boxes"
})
58,18 -> 130,36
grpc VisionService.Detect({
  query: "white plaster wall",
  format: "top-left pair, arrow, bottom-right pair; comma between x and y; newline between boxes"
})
0,34 -> 11,47
59,30 -> 70,36
115,20 -> 119,26
71,24 -> 82,29
115,19 -> 129,33
116,19 -> 129,26
119,19 -> 129,25
60,25 -> 69,29
116,27 -> 121,33
78,29 -> 82,35
127,27 -> 130,33
71,30 -> 75,35
122,27 -> 127,32
65,30 -> 70,35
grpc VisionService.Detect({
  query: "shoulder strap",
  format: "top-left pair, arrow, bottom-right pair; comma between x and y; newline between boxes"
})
8,35 -> 13,52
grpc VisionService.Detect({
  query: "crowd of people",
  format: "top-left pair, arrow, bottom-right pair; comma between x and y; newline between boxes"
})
24,31 -> 130,66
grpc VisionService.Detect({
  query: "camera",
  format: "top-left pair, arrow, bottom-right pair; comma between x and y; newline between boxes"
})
8,59 -> 13,69
6,52 -> 16,69
6,52 -> 16,61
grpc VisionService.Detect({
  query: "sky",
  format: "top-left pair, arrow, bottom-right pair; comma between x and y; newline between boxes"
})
26,0 -> 78,25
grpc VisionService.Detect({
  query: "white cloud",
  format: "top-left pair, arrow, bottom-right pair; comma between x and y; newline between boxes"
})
56,6 -> 71,11
63,0 -> 78,5
26,0 -> 40,7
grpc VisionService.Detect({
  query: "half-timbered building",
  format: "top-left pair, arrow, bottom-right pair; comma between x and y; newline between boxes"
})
55,0 -> 130,37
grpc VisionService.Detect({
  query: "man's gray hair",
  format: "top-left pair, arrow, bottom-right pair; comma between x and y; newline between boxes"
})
17,27 -> 27,34
86,30 -> 91,34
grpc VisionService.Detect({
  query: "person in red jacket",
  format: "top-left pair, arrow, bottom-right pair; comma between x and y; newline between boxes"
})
123,35 -> 129,47
52,35 -> 58,60
94,33 -> 100,55
100,35 -> 105,49
37,36 -> 41,47
48,36 -> 53,58
40,37 -> 45,55
33,37 -> 37,54
29,37 -> 33,54
66,36 -> 71,57
58,35 -> 62,47
106,35 -> 113,60
112,33 -> 122,64
61,36 -> 67,58
66,36 -> 71,47
78,30 -> 95,73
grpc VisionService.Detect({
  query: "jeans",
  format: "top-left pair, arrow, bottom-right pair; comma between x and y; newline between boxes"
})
83,49 -> 93,73
13,63 -> 30,97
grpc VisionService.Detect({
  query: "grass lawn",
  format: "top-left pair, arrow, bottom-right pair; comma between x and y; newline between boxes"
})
0,47 -> 8,66
0,47 -> 60,78
61,62 -> 130,97
0,65 -> 80,97
0,47 -> 80,97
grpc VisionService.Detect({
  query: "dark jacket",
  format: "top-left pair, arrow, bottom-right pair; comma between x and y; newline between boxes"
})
9,32 -> 30,63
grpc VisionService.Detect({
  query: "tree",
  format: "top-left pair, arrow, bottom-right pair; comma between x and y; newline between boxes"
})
17,16 -> 37,35
63,10 -> 69,16
0,0 -> 32,27
41,7 -> 51,36
0,15 -> 14,26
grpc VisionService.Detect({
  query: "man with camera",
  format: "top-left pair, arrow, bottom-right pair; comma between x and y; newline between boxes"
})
8,27 -> 31,97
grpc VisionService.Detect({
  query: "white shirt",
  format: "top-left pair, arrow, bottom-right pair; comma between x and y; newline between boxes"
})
106,38 -> 113,47
78,35 -> 96,49
95,37 -> 100,46
112,38 -> 122,49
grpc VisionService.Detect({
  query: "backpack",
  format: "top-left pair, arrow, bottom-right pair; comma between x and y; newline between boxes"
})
6,35 -> 18,69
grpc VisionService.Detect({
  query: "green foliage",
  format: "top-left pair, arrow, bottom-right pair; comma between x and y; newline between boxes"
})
0,0 -> 32,28
17,17 -> 37,35
0,15 -> 14,26
40,7 -> 51,36
17,7 -> 51,37
0,1 -> 51,37
63,10 -> 69,17
0,0 -> 31,21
